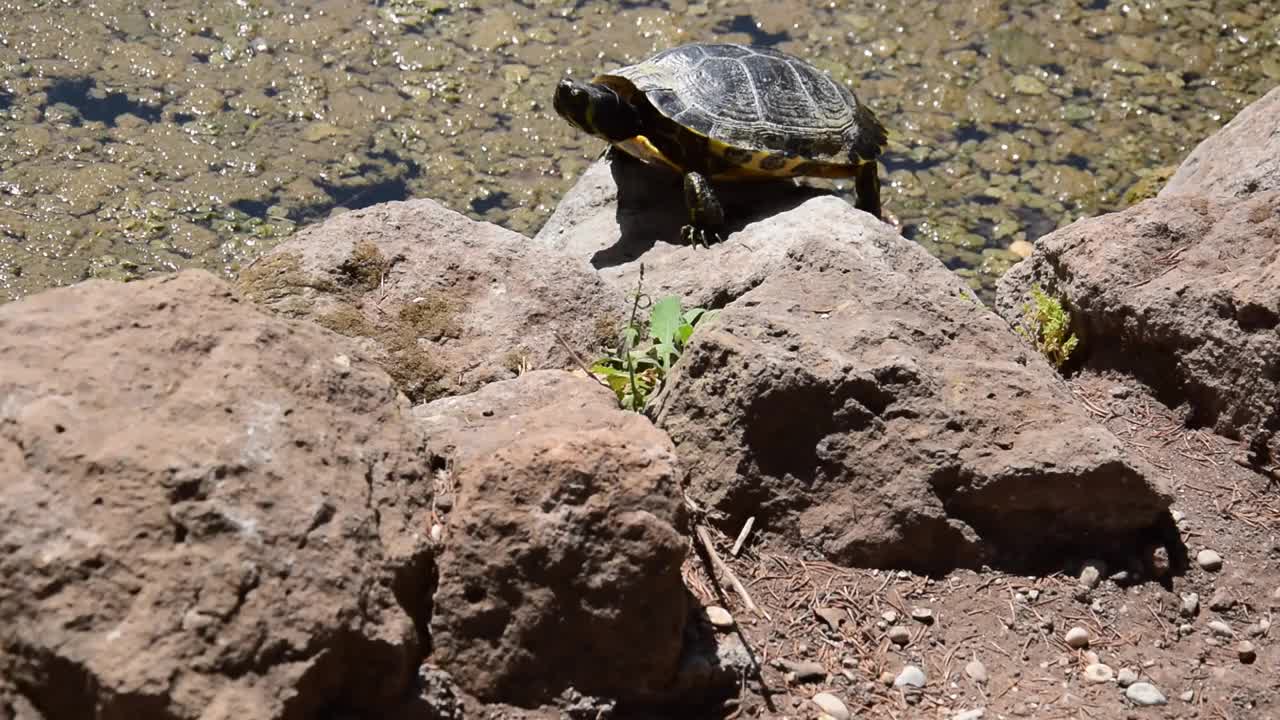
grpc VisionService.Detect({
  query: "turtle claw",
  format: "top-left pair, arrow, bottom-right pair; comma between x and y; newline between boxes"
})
680,224 -> 723,247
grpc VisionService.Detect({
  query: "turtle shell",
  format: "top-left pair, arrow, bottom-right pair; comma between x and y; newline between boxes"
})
596,43 -> 886,179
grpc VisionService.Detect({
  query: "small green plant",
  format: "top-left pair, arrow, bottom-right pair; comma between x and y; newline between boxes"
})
592,269 -> 716,411
1018,284 -> 1079,368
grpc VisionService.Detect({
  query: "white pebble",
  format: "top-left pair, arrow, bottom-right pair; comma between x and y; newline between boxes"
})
1180,593 -> 1199,617
1179,690 -> 1195,702
1196,549 -> 1223,571
1079,560 -> 1105,589
965,659 -> 988,684
811,692 -> 850,720
704,606 -> 734,629
1084,663 -> 1114,683
1208,620 -> 1233,637
894,664 -> 926,688
911,607 -> 935,624
1117,667 -> 1139,687
1064,626 -> 1091,649
953,710 -> 985,720
1125,682 -> 1168,706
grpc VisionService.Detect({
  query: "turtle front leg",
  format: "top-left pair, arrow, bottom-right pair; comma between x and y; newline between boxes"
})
854,161 -> 882,220
681,171 -> 725,246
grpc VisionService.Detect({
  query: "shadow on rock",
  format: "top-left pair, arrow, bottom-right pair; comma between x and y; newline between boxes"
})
591,153 -> 831,270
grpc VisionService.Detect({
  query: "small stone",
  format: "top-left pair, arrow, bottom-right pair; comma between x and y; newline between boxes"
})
954,710 -> 985,720
779,659 -> 826,684
811,692 -> 850,720
879,670 -> 896,686
1117,668 -> 1139,687
1149,545 -> 1170,577
1196,549 -> 1223,572
1208,588 -> 1235,611
1110,569 -> 1133,584
1125,682 -> 1168,706
1012,74 -> 1047,95
705,606 -> 734,629
429,522 -> 444,543
1179,690 -> 1195,702
911,607 -> 935,624
1039,616 -> 1055,632
814,606 -> 845,631
1179,623 -> 1194,636
1009,239 -> 1034,258
1245,623 -> 1266,638
1064,626 -> 1091,649
1084,663 -> 1114,683
1170,509 -> 1185,523
1180,593 -> 1200,617
1208,620 -> 1233,637
894,665 -> 926,689
881,609 -> 899,624
1026,589 -> 1040,601
1079,560 -> 1105,589
965,659 -> 989,684
1083,651 -> 1099,664
1238,640 -> 1257,664
887,625 -> 911,646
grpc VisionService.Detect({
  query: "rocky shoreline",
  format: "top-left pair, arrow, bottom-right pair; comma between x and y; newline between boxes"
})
2,86 -> 1277,719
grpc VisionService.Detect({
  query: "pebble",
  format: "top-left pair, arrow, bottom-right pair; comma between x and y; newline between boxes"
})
1180,593 -> 1200,617
1117,668 -> 1139,687
1012,74 -> 1047,95
1208,620 -> 1233,637
887,625 -> 911,646
1245,623 -> 1266,638
1238,640 -> 1257,664
1125,682 -> 1168,706
1009,239 -> 1034,258
879,670 -> 896,686
1179,690 -> 1195,702
881,609 -> 899,624
1084,663 -> 1114,683
954,710 -> 985,720
911,607 -> 935,624
1149,545 -> 1170,578
1196,549 -> 1223,572
965,659 -> 989,684
779,659 -> 826,684
811,692 -> 850,720
705,606 -> 734,629
1064,626 -> 1091,649
893,665 -> 927,688
1208,588 -> 1235,611
1170,509 -> 1185,523
1079,560 -> 1105,590
814,606 -> 845,631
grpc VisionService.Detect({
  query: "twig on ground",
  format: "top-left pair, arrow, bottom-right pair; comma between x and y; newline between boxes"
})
695,524 -> 772,621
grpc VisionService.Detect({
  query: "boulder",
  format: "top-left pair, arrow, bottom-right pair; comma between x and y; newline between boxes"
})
0,271 -> 434,719
534,154 -> 838,309
1161,85 -> 1280,200
997,192 -> 1280,465
417,371 -> 690,705
238,199 -> 626,404
649,197 -> 1172,570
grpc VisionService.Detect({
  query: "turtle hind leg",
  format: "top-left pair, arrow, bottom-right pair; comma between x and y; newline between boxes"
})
681,171 -> 725,246
854,161 -> 882,219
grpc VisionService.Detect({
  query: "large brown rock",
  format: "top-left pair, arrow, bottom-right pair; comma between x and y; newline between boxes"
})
650,198 -> 1172,570
534,155 -> 838,309
1161,85 -> 1280,200
238,199 -> 626,404
0,271 -> 435,719
416,370 -> 689,706
996,192 -> 1280,466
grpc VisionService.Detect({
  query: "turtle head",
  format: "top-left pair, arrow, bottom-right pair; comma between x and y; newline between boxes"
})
554,79 -> 640,142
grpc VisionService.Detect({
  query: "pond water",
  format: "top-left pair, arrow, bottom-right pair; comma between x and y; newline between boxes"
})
1,0 -> 1276,303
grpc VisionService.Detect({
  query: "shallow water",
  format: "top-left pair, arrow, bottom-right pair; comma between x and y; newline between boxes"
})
1,0 -> 1276,303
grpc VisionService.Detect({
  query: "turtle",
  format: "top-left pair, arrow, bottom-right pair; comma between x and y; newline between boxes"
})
553,42 -> 888,245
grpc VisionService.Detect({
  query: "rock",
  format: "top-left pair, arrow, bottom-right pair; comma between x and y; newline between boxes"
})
882,609 -> 900,624
1245,623 -> 1266,638
954,709 -> 986,720
1181,593 -> 1200,617
1125,682 -> 1168,706
1117,667 -> 1139,687
1148,545 -> 1170,578
238,198 -> 625,404
780,660 -> 827,684
1171,509 -> 1185,523
888,625 -> 912,646
1079,560 -> 1106,590
705,606 -> 735,629
1208,620 -> 1234,637
879,671 -> 897,686
965,659 -> 989,684
1197,550 -> 1225,572
1238,640 -> 1257,664
814,606 -> 846,631
0,271 -> 434,718
1162,85 -> 1280,200
997,192 -> 1280,470
1084,663 -> 1114,683
650,197 -> 1171,571
894,665 -> 927,689
1208,587 -> 1235,611
812,691 -> 851,720
1065,626 -> 1091,649
1179,689 -> 1195,702
534,155 -> 834,310
423,370 -> 689,705
911,608 -> 935,624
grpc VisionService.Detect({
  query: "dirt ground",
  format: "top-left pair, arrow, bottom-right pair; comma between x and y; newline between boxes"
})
680,370 -> 1279,720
